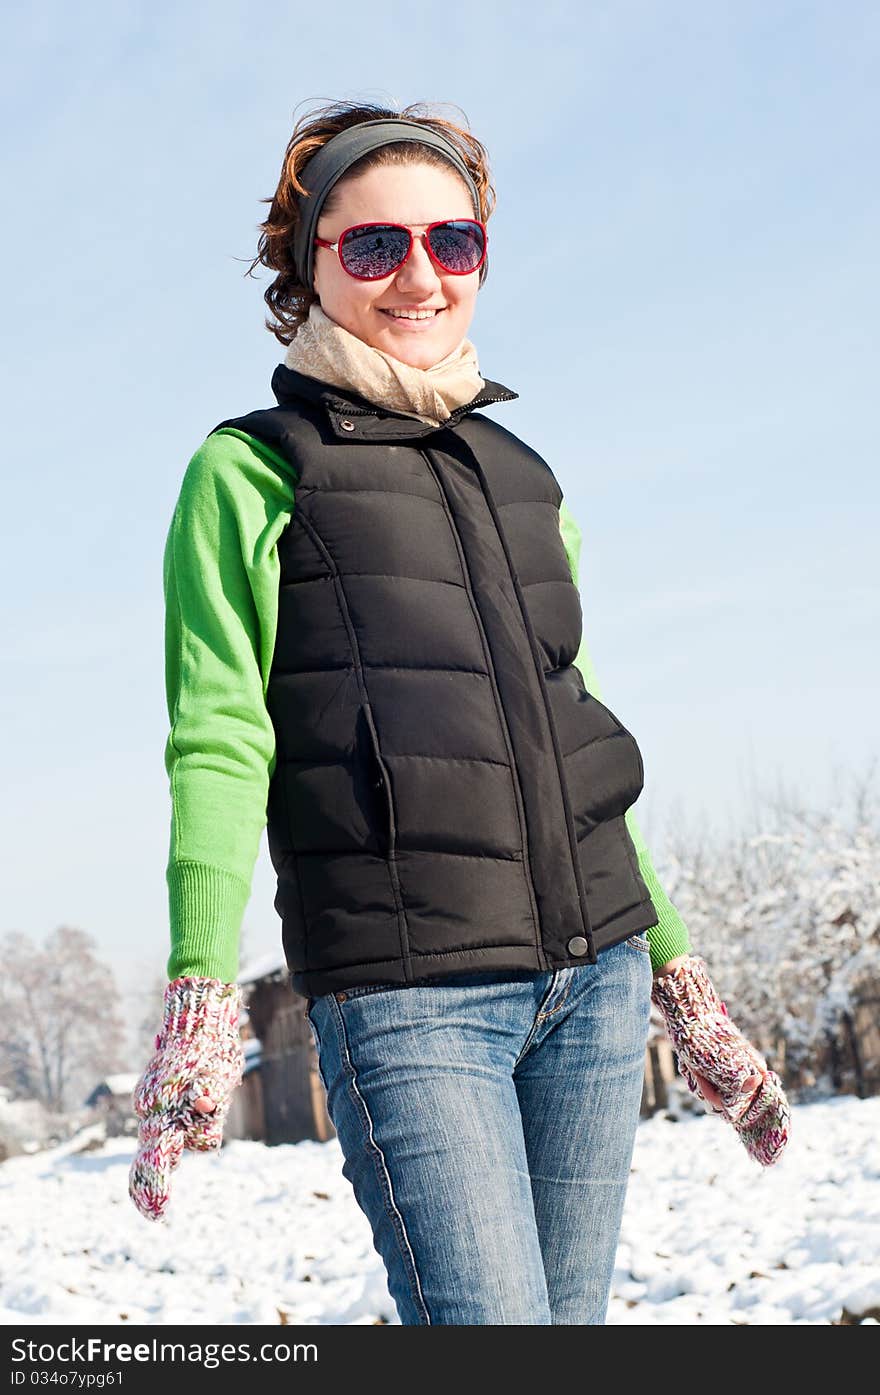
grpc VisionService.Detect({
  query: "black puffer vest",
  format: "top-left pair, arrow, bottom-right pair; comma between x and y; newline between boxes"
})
212,364 -> 658,998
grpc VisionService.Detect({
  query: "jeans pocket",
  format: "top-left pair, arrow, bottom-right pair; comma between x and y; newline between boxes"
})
335,981 -> 399,1002
624,931 -> 651,954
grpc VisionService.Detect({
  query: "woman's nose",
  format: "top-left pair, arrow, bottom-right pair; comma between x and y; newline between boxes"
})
395,233 -> 442,289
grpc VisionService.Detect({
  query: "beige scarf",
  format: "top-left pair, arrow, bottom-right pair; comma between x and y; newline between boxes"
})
284,302 -> 485,427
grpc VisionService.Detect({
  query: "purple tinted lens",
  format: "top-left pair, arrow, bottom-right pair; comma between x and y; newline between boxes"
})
340,224 -> 411,279
427,221 -> 484,272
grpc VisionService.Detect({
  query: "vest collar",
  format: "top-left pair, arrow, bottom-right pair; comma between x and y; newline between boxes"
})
270,363 -> 519,442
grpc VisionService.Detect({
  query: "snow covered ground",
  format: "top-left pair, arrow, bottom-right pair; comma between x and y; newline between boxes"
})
1,1094 -> 878,1326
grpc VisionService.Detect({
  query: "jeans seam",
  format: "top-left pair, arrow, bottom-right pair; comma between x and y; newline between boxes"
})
328,994 -> 432,1324
536,978 -> 574,1019
513,974 -> 563,1068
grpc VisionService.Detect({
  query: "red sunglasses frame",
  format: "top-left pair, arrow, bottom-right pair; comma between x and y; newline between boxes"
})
313,218 -> 488,281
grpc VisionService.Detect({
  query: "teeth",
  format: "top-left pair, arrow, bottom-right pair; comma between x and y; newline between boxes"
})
383,309 -> 440,319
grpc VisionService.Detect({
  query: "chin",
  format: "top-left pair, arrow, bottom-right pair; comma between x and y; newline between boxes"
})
387,340 -> 458,370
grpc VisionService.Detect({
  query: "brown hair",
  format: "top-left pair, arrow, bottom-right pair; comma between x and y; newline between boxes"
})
243,99 -> 496,346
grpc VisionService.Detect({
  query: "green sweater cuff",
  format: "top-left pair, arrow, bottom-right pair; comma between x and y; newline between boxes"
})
643,899 -> 692,974
166,860 -> 251,982
624,809 -> 692,972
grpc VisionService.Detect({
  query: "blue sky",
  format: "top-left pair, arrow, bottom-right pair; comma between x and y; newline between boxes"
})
2,2 -> 877,1013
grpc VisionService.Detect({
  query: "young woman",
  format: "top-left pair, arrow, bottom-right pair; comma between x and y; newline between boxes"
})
130,102 -> 790,1325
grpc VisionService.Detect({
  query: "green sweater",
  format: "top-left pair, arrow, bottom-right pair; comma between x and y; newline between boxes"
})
163,426 -> 691,983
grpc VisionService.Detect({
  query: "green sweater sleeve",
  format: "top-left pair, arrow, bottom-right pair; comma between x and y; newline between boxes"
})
558,498 -> 692,972
163,427 -> 297,982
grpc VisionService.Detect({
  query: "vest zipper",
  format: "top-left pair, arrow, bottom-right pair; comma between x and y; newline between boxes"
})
434,439 -> 599,963
416,448 -> 546,968
327,394 -> 515,415
325,393 -> 516,429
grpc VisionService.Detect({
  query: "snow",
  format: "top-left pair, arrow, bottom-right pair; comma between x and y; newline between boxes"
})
102,1075 -> 140,1098
0,1091 -> 61,1157
1,1095 -> 878,1326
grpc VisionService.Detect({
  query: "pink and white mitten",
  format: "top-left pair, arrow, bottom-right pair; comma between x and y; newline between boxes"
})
128,977 -> 245,1221
650,955 -> 790,1167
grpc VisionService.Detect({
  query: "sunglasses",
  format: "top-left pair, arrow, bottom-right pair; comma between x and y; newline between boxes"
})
314,218 -> 488,281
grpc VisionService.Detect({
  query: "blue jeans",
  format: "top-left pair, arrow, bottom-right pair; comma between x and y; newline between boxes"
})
306,931 -> 653,1325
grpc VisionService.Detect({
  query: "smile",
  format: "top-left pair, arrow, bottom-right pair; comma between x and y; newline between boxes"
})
379,308 -> 447,323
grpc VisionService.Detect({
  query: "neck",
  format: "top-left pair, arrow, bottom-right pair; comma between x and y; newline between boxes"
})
283,303 -> 486,426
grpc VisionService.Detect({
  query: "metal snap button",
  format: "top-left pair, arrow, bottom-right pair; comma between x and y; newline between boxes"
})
567,935 -> 589,956
339,418 -> 355,431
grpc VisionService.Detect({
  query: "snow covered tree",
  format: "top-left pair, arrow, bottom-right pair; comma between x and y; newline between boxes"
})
651,766 -> 880,1091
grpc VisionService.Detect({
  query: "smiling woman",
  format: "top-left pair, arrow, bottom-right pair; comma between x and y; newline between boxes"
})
310,173 -> 486,368
130,97 -> 790,1322
279,156 -> 491,424
245,101 -> 494,345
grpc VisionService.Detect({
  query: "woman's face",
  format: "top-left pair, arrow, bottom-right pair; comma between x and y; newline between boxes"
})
312,162 -> 481,369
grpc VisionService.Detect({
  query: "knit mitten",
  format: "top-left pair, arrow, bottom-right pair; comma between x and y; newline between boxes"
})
650,955 -> 790,1167
128,977 -> 245,1222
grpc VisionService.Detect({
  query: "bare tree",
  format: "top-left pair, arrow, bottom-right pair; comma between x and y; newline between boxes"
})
0,1025 -> 36,1098
132,970 -> 169,1065
0,926 -> 126,1112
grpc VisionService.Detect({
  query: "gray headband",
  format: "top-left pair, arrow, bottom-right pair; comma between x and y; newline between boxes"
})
293,118 -> 486,293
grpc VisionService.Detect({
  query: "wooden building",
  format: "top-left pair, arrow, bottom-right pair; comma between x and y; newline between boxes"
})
83,1073 -> 141,1136
227,953 -> 334,1146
